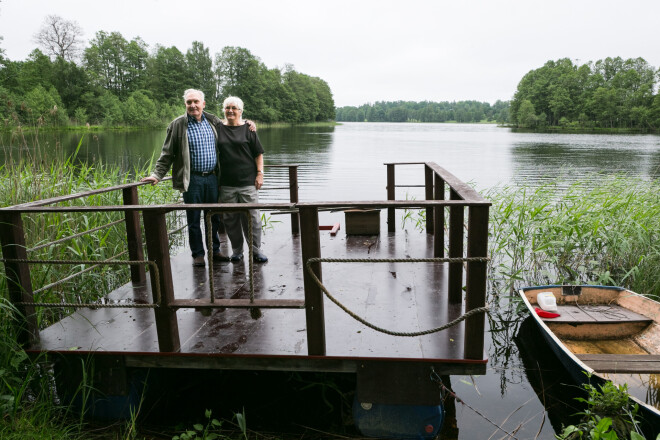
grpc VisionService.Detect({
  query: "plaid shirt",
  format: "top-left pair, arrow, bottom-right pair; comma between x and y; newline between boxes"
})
187,114 -> 217,172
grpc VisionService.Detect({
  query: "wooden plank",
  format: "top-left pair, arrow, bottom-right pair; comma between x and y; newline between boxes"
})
123,186 -> 146,284
464,205 -> 488,360
433,174 -> 445,258
425,165 -> 434,234
448,189 -> 463,303
143,210 -> 180,352
578,354 -> 660,362
171,298 -> 305,309
549,321 -> 650,340
0,211 -> 39,345
386,164 -> 395,232
544,305 -> 652,324
582,305 -> 652,323
319,223 -> 340,236
577,354 -> 660,373
288,165 -> 300,234
299,206 -> 325,356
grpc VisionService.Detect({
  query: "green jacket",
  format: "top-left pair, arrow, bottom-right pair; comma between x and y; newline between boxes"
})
150,111 -> 222,192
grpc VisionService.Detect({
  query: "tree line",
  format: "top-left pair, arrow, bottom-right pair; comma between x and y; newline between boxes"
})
510,57 -> 660,130
335,100 -> 510,123
0,16 -> 335,128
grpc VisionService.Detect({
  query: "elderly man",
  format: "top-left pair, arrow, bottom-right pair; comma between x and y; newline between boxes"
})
141,89 -> 254,267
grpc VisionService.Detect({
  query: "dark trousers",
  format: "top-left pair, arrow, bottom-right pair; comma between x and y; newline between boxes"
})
182,173 -> 221,258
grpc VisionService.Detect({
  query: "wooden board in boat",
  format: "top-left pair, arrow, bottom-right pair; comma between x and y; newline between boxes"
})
542,304 -> 652,340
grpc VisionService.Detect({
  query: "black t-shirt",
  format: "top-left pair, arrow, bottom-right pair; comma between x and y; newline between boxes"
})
216,123 -> 264,186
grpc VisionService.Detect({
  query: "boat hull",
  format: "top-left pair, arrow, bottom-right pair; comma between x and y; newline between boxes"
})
519,285 -> 660,438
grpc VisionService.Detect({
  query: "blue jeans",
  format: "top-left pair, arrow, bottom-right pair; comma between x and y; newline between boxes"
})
220,186 -> 262,254
182,173 -> 221,258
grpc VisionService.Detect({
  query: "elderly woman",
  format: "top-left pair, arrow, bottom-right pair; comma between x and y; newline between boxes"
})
216,96 -> 268,262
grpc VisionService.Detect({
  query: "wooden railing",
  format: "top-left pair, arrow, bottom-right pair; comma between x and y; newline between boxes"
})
0,162 -> 490,360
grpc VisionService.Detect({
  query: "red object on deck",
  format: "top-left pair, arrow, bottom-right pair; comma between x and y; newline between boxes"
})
319,223 -> 341,236
535,307 -> 561,319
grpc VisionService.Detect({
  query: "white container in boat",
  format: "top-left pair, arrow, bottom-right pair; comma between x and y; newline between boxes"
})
537,292 -> 558,312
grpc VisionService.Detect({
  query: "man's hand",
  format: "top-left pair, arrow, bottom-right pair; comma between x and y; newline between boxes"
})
141,176 -> 159,185
246,120 -> 257,132
255,173 -> 263,190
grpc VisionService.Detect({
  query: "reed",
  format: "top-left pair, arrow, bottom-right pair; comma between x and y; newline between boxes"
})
485,175 -> 660,298
0,146 -> 184,438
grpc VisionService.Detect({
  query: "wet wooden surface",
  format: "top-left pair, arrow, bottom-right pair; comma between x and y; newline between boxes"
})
576,354 -> 660,373
546,304 -> 652,324
31,214 -> 480,366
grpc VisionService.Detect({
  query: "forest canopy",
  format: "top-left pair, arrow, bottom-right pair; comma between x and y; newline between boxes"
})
509,57 -> 660,130
335,100 -> 509,124
0,27 -> 335,127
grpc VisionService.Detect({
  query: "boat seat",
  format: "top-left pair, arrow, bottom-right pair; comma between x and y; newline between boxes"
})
541,304 -> 652,324
576,354 -> 660,373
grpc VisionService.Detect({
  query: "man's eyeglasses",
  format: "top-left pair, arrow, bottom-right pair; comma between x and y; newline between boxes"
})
225,106 -> 241,111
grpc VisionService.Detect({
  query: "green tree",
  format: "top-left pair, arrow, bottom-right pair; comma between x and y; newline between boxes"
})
310,76 -> 335,121
146,45 -> 189,104
84,31 -> 129,96
186,41 -> 216,104
588,87 -> 618,128
283,68 -> 319,123
51,57 -> 94,115
98,90 -> 123,125
121,90 -> 157,126
16,49 -> 54,93
516,99 -> 537,127
123,37 -> 149,94
215,46 -> 268,119
23,85 -> 68,125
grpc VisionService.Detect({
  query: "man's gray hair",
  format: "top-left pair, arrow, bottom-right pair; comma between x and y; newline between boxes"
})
223,96 -> 244,111
183,89 -> 205,102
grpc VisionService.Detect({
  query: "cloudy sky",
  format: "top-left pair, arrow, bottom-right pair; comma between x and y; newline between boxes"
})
1,0 -> 658,107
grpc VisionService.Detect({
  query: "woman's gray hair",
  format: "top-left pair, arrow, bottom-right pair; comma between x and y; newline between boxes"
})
183,89 -> 205,102
223,96 -> 244,112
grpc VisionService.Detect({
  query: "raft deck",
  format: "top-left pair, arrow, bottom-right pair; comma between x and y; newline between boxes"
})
28,221 -> 483,374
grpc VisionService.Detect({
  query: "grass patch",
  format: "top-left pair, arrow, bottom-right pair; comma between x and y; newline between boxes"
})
486,174 -> 660,297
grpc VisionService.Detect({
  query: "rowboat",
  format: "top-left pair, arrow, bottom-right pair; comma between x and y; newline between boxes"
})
518,285 -> 660,437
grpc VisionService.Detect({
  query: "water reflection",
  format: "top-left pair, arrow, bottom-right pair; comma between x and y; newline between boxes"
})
258,125 -> 334,202
514,318 -> 584,434
510,134 -> 660,187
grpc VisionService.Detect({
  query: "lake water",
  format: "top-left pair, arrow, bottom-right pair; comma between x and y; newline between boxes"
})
4,123 -> 660,438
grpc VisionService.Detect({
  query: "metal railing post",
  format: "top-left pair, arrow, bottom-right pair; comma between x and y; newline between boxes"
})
299,206 -> 326,355
0,211 -> 39,345
143,209 -> 180,352
122,187 -> 146,284
464,205 -> 489,359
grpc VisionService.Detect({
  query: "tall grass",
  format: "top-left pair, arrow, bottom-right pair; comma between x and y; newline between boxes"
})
486,174 -> 660,298
0,142 -> 183,439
